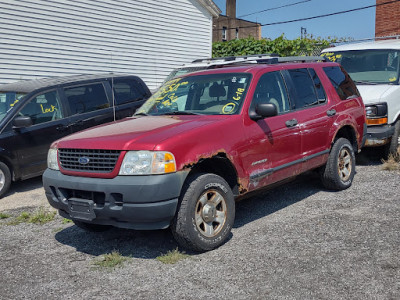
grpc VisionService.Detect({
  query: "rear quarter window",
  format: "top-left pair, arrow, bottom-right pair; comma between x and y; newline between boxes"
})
323,66 -> 360,100
112,79 -> 149,105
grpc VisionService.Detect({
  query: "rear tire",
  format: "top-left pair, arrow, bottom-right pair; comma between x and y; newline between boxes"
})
73,220 -> 111,232
0,162 -> 11,198
171,173 -> 235,252
320,138 -> 356,190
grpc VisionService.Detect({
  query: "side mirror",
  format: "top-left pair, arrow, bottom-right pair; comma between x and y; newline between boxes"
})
250,103 -> 278,120
12,115 -> 33,129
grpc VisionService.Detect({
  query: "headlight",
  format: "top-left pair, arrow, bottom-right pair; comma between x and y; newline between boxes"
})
365,103 -> 388,126
119,151 -> 176,175
47,148 -> 59,170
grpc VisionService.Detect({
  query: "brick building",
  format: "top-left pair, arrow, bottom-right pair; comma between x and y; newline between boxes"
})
375,0 -> 400,37
213,0 -> 261,42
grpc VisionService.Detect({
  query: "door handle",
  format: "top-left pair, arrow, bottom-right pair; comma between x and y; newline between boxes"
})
327,109 -> 336,117
285,119 -> 298,128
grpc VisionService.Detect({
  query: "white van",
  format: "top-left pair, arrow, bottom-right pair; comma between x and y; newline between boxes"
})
322,39 -> 400,155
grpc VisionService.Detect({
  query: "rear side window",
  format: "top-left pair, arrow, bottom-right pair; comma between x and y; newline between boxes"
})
64,83 -> 109,115
323,66 -> 360,100
112,79 -> 148,105
287,68 -> 322,109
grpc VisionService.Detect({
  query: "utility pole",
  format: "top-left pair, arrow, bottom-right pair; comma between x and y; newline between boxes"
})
301,27 -> 307,39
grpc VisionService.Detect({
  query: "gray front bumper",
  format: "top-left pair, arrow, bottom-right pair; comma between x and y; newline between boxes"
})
43,169 -> 188,230
364,124 -> 395,147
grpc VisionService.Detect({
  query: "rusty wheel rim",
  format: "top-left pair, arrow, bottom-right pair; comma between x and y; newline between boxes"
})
195,190 -> 227,238
338,147 -> 352,182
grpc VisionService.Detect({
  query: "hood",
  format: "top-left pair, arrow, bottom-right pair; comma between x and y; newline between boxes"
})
356,84 -> 399,105
55,115 -> 226,150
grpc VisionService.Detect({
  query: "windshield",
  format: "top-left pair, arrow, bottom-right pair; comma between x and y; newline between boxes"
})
0,92 -> 26,122
137,73 -> 252,116
322,50 -> 400,84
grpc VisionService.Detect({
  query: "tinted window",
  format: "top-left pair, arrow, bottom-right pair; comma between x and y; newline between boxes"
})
19,90 -> 63,125
112,79 -> 148,105
64,83 -> 109,115
323,66 -> 360,100
308,68 -> 326,103
288,68 -> 319,109
251,71 -> 290,114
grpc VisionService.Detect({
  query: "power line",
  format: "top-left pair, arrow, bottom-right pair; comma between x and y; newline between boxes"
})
238,0 -> 312,18
217,0 -> 400,31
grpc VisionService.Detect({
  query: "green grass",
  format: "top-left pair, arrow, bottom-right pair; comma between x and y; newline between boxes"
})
62,218 -> 73,224
7,208 -> 56,225
0,212 -> 11,219
156,248 -> 190,264
92,251 -> 130,270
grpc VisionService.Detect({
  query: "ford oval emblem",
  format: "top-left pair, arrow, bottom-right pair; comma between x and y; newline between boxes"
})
78,156 -> 90,165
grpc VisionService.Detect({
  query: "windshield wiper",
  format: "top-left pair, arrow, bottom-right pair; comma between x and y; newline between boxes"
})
354,80 -> 378,85
161,111 -> 202,115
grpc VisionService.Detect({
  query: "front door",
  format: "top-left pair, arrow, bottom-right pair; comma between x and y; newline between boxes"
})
10,89 -> 69,179
243,71 -> 302,191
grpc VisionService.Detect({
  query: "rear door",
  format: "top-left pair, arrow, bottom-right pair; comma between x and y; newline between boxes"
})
283,67 -> 334,171
61,81 -> 114,134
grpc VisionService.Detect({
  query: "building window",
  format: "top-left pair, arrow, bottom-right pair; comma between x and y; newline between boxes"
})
236,28 -> 239,39
222,27 -> 227,41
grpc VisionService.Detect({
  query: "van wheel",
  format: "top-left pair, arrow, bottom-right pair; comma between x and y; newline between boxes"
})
73,220 -> 111,232
0,162 -> 11,198
386,120 -> 400,156
320,138 -> 355,190
171,173 -> 235,252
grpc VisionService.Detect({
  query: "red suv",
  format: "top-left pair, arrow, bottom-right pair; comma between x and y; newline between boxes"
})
43,57 -> 366,251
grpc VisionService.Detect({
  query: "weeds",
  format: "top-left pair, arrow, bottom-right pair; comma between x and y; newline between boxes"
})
92,251 -> 130,270
0,212 -> 11,219
382,148 -> 400,171
156,248 -> 190,264
7,208 -> 56,225
62,218 -> 73,224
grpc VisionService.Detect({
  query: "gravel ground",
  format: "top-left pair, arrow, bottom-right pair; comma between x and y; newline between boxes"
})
0,160 -> 399,300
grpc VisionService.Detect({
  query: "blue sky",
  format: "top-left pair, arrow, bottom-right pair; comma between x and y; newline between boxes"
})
213,0 -> 376,40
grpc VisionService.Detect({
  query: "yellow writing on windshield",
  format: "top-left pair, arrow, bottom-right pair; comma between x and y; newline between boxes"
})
233,88 -> 245,101
322,52 -> 342,62
9,99 -> 19,107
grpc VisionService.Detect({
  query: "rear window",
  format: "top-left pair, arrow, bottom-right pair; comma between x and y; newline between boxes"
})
323,66 -> 360,100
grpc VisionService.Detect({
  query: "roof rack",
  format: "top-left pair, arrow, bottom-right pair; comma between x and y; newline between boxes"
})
191,53 -> 280,64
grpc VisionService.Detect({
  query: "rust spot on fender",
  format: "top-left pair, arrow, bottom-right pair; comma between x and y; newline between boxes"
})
181,148 -> 228,170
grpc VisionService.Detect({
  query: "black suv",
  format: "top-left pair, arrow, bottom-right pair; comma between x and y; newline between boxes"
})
0,74 -> 151,197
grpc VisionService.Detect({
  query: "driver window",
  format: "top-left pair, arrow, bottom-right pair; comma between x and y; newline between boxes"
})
251,71 -> 290,114
19,90 -> 63,125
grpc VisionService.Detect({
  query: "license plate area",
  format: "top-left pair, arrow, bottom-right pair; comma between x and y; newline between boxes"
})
68,198 -> 96,221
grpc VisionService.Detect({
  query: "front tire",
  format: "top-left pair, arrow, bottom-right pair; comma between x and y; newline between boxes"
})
171,173 -> 235,252
320,138 -> 356,190
0,162 -> 11,198
386,120 -> 400,156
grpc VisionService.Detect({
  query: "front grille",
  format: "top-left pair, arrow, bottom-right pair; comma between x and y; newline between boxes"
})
59,149 -> 121,173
